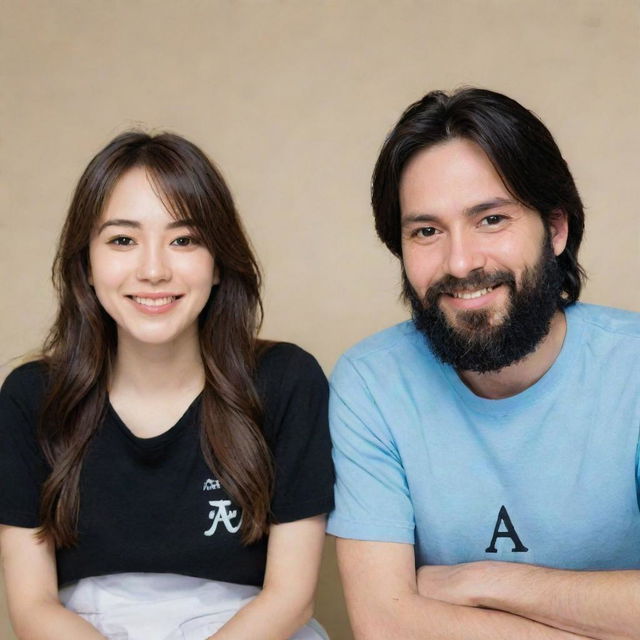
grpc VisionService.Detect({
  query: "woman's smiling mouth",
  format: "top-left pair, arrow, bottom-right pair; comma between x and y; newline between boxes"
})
126,294 -> 184,313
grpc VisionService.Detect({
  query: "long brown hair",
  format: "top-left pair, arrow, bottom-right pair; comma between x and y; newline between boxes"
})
38,131 -> 273,546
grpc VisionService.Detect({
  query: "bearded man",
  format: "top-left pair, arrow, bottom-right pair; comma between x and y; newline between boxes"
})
327,88 -> 640,639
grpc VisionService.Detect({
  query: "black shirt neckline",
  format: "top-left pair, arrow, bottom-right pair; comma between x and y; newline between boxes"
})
106,393 -> 202,450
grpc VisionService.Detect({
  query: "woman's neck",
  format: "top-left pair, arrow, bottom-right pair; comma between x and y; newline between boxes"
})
110,328 -> 204,398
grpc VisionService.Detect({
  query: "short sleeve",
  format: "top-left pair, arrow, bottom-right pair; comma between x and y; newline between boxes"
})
258,344 -> 334,523
326,354 -> 415,544
0,362 -> 50,528
636,426 -> 640,512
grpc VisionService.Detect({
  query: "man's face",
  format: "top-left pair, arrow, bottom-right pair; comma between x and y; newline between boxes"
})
399,138 -> 568,372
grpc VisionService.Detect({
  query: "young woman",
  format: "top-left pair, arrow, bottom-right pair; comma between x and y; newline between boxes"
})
0,132 -> 334,639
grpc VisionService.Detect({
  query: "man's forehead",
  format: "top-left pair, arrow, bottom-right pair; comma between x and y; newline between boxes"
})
399,138 -> 519,220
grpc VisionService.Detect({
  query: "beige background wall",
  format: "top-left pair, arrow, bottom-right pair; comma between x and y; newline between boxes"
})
1,1 -> 639,638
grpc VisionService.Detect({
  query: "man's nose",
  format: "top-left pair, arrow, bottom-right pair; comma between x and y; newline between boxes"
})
136,244 -> 171,283
444,230 -> 486,279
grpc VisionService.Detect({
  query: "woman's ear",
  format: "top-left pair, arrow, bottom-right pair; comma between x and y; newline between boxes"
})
548,209 -> 569,256
212,264 -> 221,286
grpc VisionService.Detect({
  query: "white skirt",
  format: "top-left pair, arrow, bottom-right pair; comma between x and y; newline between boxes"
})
59,573 -> 329,640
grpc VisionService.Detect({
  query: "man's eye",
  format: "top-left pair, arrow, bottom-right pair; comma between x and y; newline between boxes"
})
414,227 -> 438,238
481,214 -> 505,226
171,236 -> 199,247
109,236 -> 134,246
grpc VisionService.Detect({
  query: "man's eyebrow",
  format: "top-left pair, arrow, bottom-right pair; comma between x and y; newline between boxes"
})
464,197 -> 518,216
401,213 -> 441,227
401,198 -> 518,227
97,218 -> 197,234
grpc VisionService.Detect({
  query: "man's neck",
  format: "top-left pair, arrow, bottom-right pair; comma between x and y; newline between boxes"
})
457,310 -> 567,400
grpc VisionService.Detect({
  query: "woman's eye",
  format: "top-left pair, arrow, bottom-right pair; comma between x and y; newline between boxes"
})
109,236 -> 134,246
171,236 -> 198,247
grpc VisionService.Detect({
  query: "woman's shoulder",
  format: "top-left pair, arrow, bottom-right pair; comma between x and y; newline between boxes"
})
0,360 -> 49,446
255,342 -> 328,415
1,359 -> 49,406
256,341 -> 327,387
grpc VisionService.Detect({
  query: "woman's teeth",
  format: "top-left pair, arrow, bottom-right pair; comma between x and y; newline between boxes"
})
132,296 -> 176,306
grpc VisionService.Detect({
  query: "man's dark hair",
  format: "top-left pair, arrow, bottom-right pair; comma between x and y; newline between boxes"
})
372,87 -> 586,304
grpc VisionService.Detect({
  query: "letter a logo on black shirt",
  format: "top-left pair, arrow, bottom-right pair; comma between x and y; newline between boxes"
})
485,505 -> 529,553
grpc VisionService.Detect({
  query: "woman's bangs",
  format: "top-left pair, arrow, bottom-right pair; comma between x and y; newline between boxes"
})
145,163 -> 209,246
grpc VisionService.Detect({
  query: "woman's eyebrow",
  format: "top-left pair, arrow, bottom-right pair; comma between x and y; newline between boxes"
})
97,218 -> 197,233
166,219 -> 197,229
97,218 -> 140,233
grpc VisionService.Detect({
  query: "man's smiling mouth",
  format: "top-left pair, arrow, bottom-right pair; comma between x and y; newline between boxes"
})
450,286 -> 496,300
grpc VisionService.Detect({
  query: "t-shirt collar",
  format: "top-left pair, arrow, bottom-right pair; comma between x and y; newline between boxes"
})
436,303 -> 586,416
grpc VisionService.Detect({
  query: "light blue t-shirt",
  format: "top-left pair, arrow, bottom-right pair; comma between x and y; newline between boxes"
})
327,303 -> 640,569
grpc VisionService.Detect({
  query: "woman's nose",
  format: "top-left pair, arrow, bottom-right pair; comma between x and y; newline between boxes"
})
136,245 -> 171,283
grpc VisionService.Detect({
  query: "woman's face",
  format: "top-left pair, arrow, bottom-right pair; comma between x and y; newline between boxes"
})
88,167 -> 218,350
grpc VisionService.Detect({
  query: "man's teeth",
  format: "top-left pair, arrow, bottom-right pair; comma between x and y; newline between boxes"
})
132,296 -> 176,306
452,286 -> 494,300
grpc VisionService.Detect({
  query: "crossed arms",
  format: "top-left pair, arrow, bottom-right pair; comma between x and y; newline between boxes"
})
336,538 -> 640,640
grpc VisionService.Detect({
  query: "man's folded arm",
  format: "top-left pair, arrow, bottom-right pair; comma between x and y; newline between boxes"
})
336,538 -> 594,640
417,561 -> 640,640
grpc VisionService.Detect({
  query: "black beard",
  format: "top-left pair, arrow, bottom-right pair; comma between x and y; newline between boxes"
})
406,239 -> 563,373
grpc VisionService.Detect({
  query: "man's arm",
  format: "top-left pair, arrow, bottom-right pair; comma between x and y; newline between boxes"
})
418,561 -> 640,640
336,538 -> 595,640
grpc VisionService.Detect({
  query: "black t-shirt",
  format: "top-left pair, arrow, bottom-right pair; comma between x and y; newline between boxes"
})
0,343 -> 334,587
